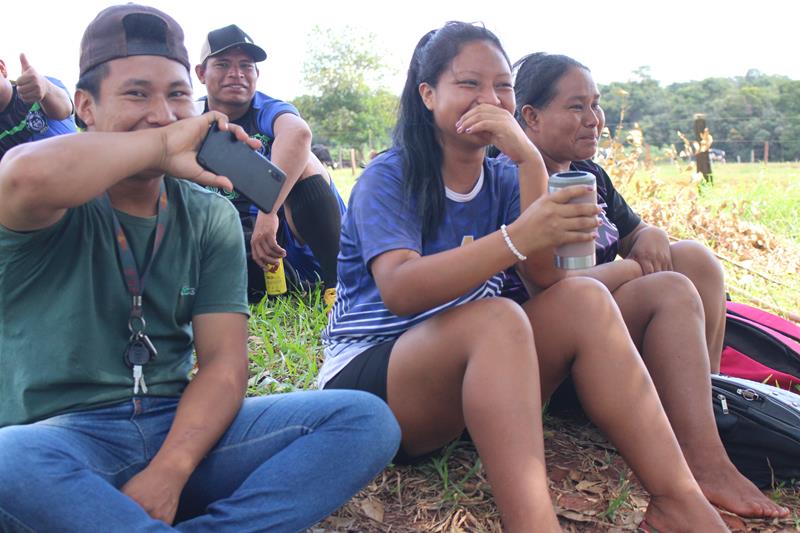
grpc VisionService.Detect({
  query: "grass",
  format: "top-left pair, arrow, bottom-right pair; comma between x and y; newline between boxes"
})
247,161 -> 800,531
247,289 -> 327,395
633,161 -> 800,244
600,476 -> 632,522
330,167 -> 362,202
618,161 -> 799,319
427,440 -> 485,504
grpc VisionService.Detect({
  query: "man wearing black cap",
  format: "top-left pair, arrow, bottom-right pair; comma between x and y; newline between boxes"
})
196,24 -> 345,308
0,5 -> 398,531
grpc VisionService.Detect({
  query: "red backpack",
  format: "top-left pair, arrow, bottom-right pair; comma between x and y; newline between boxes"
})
720,301 -> 800,394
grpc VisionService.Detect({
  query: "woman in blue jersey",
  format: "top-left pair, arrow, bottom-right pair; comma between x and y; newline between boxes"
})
319,23 -> 728,532
511,52 -> 787,520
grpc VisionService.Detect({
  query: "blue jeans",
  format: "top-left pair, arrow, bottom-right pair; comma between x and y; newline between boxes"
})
0,390 -> 399,532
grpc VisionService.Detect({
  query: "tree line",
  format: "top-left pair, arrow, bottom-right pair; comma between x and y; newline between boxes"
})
292,29 -> 800,163
600,67 -> 800,162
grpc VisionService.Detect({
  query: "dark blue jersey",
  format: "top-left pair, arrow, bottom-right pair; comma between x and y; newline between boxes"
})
0,78 -> 77,160
199,91 -> 299,219
200,91 -> 346,283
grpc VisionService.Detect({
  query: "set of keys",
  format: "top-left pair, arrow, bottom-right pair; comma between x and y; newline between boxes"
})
124,331 -> 157,394
106,184 -> 169,397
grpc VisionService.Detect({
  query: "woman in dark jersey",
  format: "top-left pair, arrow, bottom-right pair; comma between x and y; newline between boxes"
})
512,51 -> 787,519
320,22 -> 731,532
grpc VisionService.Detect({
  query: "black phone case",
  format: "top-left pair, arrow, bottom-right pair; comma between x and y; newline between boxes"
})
196,124 -> 286,213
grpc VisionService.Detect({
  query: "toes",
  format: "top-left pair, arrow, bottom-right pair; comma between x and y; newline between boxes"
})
754,500 -> 788,518
771,503 -> 790,518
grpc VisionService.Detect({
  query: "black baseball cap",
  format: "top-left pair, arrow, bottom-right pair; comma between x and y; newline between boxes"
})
79,4 -> 190,76
200,25 -> 267,63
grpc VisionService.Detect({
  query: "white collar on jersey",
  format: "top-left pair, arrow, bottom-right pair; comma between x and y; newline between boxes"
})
445,167 -> 485,202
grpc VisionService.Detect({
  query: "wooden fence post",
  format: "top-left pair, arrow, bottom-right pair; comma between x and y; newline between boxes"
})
693,114 -> 712,183
764,141 -> 769,164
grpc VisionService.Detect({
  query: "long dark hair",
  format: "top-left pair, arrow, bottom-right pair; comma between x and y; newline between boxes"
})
394,22 -> 510,239
513,52 -> 589,126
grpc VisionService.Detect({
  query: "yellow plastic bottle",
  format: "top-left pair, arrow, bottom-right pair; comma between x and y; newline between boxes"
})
264,258 -> 288,296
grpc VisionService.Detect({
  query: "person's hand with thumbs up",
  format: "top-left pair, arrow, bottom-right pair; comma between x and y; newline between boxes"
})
15,53 -> 73,119
16,54 -> 48,104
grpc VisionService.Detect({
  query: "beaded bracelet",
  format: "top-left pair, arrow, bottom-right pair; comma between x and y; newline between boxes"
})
500,224 -> 527,261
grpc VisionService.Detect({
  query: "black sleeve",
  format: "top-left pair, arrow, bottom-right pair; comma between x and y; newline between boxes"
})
573,160 -> 641,239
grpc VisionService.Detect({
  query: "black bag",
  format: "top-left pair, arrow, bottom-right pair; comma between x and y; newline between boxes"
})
712,374 -> 800,487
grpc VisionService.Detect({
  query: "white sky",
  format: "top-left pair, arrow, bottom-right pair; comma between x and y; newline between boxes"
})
2,0 -> 797,102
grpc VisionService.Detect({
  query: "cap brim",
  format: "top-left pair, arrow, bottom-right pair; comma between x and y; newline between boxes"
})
207,42 -> 266,62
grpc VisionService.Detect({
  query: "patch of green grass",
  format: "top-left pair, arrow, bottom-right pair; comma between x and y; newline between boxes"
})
635,162 -> 800,244
601,476 -> 632,522
330,167 -> 362,204
426,440 -> 484,504
247,287 -> 327,395
627,161 -> 799,314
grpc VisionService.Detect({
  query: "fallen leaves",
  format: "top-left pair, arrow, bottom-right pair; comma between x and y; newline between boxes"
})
360,497 -> 385,523
313,412 -> 800,532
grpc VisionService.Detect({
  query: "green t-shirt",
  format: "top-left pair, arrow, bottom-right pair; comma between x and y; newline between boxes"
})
0,178 -> 249,427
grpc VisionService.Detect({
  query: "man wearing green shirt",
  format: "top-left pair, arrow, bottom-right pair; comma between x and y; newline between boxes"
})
0,5 -> 398,531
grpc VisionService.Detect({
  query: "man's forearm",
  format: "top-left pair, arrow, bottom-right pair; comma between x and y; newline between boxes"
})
618,222 -> 648,257
570,258 -> 643,292
0,129 -> 163,230
147,360 -> 247,480
266,127 -> 311,212
39,80 -> 73,120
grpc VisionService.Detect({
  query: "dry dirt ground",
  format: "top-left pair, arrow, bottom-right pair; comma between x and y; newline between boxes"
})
313,411 -> 800,532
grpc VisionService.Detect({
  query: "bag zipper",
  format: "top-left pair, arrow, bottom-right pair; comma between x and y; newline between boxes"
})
717,394 -> 729,415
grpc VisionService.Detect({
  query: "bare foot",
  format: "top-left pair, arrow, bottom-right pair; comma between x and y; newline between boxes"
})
689,455 -> 789,518
643,487 -> 729,533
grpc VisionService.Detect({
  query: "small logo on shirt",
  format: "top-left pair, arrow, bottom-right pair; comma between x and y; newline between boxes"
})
180,287 -> 196,296
251,133 -> 271,156
26,108 -> 48,133
205,186 -> 239,201
461,236 -> 474,246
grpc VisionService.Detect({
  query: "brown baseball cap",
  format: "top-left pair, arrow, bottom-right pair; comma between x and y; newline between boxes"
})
199,25 -> 267,64
79,4 -> 190,76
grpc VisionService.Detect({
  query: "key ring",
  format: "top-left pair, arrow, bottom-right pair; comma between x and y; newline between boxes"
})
128,315 -> 147,335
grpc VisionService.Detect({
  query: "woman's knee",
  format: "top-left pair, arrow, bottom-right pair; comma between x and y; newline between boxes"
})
447,298 -> 538,371
542,277 -> 617,316
671,240 -> 724,282
647,271 -> 704,314
483,297 -> 534,334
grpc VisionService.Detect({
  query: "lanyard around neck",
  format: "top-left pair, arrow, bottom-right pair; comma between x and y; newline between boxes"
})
103,182 -> 169,328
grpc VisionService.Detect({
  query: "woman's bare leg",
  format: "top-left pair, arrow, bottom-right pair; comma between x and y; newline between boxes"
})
613,271 -> 788,518
524,277 -> 729,533
387,298 -> 561,533
670,240 -> 726,373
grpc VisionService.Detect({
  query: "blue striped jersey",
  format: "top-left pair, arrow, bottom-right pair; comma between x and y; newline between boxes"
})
318,149 -> 521,386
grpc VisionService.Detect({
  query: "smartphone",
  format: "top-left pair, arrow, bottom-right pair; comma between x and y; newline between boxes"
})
196,123 -> 286,213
